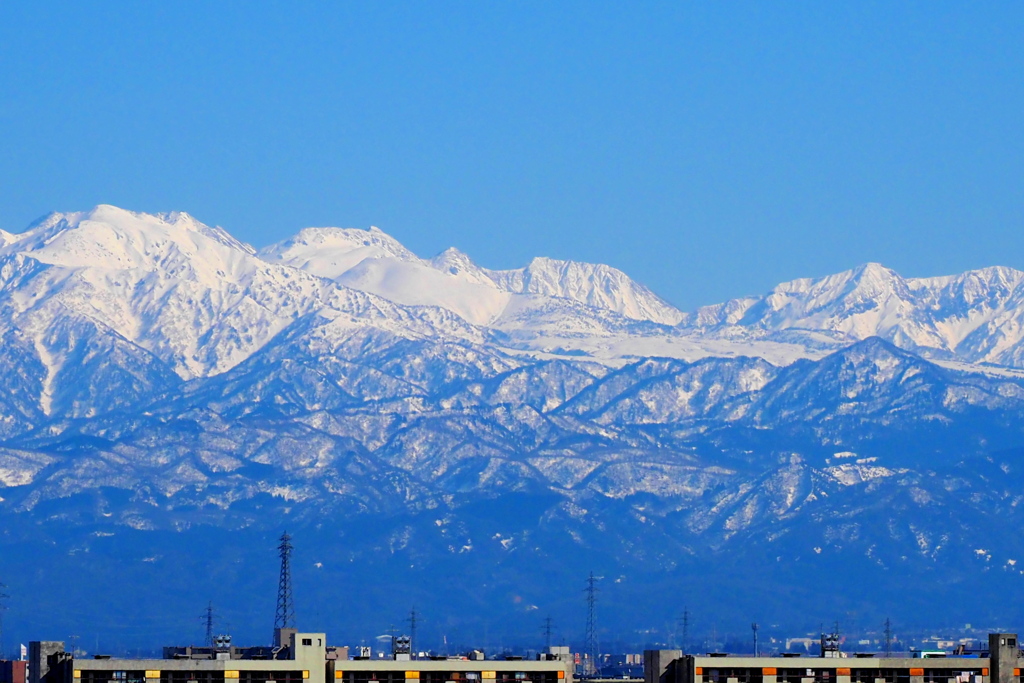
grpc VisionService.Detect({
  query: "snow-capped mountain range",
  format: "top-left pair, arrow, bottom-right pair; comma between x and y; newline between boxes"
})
3,205 -> 1024,643
5,205 -> 1024,393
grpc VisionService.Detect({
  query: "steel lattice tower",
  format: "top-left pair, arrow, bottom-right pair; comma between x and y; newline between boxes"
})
584,572 -> 599,677
0,580 -> 8,660
274,532 -> 296,639
204,602 -> 216,647
678,607 -> 690,652
408,608 -> 418,660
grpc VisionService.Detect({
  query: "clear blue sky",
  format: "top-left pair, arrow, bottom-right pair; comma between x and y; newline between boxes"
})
1,2 -> 1022,309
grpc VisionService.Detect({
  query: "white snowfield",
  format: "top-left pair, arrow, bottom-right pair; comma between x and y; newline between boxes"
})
1,204 -> 1024,417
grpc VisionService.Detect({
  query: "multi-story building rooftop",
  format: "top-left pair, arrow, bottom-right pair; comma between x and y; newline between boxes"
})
14,630 -> 572,683
644,634 -> 1021,683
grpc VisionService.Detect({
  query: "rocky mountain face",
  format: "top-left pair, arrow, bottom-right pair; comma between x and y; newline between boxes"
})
2,206 -> 1024,649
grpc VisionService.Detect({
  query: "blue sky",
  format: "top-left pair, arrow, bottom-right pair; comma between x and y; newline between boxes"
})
1,3 -> 1022,309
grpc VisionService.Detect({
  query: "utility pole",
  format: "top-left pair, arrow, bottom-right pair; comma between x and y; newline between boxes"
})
752,623 -> 759,657
884,618 -> 893,657
543,616 -> 554,651
408,608 -> 418,660
584,572 -> 599,677
273,532 -> 296,643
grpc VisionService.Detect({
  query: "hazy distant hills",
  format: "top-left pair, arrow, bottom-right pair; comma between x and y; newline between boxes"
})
2,205 -> 1024,649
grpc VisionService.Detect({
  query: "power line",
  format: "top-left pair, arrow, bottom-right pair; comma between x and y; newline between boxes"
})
273,532 -> 296,642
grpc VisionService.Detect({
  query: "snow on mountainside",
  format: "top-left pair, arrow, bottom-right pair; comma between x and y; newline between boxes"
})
486,256 -> 683,325
7,207 -> 1024,635
259,223 -> 1024,369
0,207 -> 489,420
260,227 -> 683,326
0,205 -> 829,433
682,262 -> 1024,368
258,226 -> 418,279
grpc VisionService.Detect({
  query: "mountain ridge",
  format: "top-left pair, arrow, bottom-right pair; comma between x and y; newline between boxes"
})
3,205 -> 1024,643
11,205 -> 1024,372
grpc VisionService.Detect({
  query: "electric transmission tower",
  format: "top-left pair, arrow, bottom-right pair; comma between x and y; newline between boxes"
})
203,602 -> 217,647
543,616 -> 554,651
678,608 -> 690,652
584,572 -> 599,677
0,580 -> 8,661
408,608 -> 419,660
273,532 -> 296,642
752,623 -> 759,657
884,618 -> 893,657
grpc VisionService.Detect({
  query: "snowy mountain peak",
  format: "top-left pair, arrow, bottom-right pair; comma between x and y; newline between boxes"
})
914,265 -> 1024,304
760,262 -> 913,328
683,261 -> 1024,368
259,225 -> 419,279
431,247 -> 474,274
429,247 -> 497,287
264,224 -> 683,326
485,256 -> 684,325
2,205 -> 258,278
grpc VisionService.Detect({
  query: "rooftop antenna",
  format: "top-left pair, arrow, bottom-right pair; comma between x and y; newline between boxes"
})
387,624 -> 398,658
273,532 -> 296,641
820,621 -> 840,658
752,623 -> 759,657
543,616 -> 554,651
584,572 -> 599,677
884,618 -> 893,657
408,608 -> 418,660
